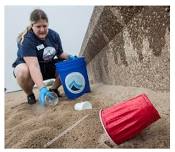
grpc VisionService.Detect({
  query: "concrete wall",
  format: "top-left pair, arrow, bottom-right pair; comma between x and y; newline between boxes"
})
80,6 -> 170,91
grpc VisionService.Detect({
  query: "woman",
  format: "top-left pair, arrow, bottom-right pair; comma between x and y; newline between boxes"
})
12,9 -> 75,105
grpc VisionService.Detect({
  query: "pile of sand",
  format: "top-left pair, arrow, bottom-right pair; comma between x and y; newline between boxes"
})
5,83 -> 169,148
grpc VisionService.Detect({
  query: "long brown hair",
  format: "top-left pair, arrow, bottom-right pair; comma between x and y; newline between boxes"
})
17,9 -> 48,44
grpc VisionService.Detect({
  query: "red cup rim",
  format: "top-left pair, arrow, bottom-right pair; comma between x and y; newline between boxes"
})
99,109 -> 117,145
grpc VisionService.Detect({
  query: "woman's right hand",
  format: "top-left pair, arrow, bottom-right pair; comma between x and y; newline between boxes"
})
39,86 -> 53,106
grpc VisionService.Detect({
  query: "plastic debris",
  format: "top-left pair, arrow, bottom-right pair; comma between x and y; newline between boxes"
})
74,101 -> 92,111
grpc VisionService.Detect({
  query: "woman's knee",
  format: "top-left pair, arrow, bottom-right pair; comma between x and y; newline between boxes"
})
14,64 -> 31,80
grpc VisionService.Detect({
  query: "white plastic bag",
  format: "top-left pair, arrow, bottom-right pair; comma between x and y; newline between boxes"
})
74,101 -> 92,111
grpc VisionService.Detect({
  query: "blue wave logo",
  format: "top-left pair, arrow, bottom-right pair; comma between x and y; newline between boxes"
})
65,72 -> 85,94
68,81 -> 82,91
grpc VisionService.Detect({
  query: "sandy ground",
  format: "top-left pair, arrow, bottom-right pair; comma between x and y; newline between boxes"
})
5,83 -> 169,148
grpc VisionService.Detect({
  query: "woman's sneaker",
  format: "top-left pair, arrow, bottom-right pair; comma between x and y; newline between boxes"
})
27,93 -> 36,104
49,88 -> 62,97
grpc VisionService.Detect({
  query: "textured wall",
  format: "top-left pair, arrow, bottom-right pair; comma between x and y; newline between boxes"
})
80,6 -> 170,91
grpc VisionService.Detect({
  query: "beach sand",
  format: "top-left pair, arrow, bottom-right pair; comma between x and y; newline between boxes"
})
5,83 -> 169,148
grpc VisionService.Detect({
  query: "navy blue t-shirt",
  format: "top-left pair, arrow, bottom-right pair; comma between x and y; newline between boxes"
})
13,28 -> 63,67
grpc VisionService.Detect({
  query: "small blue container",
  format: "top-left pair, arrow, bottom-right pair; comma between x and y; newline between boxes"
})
55,57 -> 90,99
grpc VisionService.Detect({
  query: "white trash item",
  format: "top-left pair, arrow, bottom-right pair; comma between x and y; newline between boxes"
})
74,101 -> 92,111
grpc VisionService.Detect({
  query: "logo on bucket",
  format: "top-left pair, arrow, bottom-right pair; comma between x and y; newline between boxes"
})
65,72 -> 85,94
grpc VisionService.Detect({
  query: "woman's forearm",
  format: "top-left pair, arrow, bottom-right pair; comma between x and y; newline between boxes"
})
28,64 -> 45,89
59,52 -> 70,59
24,56 -> 45,89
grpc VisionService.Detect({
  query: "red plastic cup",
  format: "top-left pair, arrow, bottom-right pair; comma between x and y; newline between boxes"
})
99,94 -> 160,145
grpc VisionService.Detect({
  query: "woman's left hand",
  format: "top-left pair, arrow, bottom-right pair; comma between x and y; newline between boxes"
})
68,55 -> 77,60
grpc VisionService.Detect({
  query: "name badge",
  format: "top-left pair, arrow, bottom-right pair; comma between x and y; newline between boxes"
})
36,44 -> 44,50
